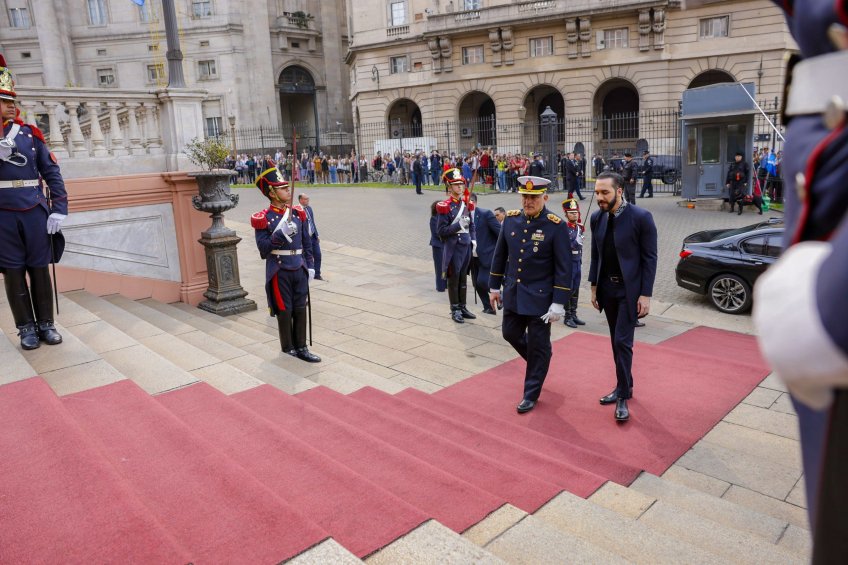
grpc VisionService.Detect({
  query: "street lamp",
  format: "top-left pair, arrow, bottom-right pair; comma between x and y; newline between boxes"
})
228,115 -> 237,158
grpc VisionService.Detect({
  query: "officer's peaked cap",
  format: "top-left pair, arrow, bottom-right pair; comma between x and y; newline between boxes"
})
0,54 -> 17,101
256,167 -> 288,198
517,175 -> 550,195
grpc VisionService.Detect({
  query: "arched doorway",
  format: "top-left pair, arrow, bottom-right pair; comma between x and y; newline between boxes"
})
279,65 -> 318,151
523,85 -> 565,145
688,69 -> 735,89
594,79 -> 640,142
458,91 -> 497,148
386,98 -> 423,138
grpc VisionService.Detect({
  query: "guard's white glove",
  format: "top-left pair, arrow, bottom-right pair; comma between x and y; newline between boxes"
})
541,303 -> 565,324
472,240 -> 478,257
46,213 -> 66,235
459,215 -> 470,230
275,219 -> 297,237
308,268 -> 315,281
488,288 -> 502,311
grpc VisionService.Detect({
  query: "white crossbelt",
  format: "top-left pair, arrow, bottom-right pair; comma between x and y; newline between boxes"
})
785,50 -> 848,116
271,249 -> 302,255
0,179 -> 40,189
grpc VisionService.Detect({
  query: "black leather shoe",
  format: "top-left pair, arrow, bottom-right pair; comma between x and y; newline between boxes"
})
635,320 -> 646,327
599,389 -> 619,405
615,398 -> 630,421
459,306 -> 476,319
516,399 -> 536,413
17,323 -> 40,350
36,321 -> 62,345
482,307 -> 496,315
564,317 -> 577,328
295,347 -> 321,363
572,315 -> 586,326
313,275 -> 325,281
284,348 -> 298,358
451,309 -> 465,323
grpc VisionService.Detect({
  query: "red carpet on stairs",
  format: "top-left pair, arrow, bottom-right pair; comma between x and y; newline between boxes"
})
350,386 -> 606,496
233,384 -> 505,533
63,379 -> 328,564
0,378 -> 189,563
436,330 -> 771,476
658,326 -> 770,371
157,381 -> 426,558
298,386 -> 562,513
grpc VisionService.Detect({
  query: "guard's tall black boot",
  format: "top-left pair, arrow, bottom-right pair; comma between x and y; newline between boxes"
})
571,290 -> 586,326
276,310 -> 296,356
447,275 -> 464,323
564,297 -> 577,328
458,274 -> 476,319
28,266 -> 62,345
293,308 -> 321,362
3,268 -> 39,350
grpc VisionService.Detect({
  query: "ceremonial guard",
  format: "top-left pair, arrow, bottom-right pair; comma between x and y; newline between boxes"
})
638,150 -> 654,198
621,153 -> 638,204
252,167 -> 320,363
751,0 -> 848,556
725,151 -> 750,215
562,198 -> 586,328
437,168 -> 476,323
489,176 -> 571,413
0,55 -> 67,350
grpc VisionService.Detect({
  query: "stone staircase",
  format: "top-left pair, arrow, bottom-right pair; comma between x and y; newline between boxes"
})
0,290 -> 809,563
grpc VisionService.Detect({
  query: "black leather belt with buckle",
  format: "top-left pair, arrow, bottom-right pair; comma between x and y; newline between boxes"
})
608,275 -> 622,283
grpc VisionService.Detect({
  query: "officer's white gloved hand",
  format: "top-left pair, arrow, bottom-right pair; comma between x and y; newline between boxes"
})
308,268 -> 315,281
46,213 -> 66,235
541,303 -> 565,324
459,215 -> 470,230
472,240 -> 478,257
276,220 -> 297,237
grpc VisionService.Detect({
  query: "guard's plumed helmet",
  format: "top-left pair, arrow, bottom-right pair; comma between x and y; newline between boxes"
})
256,167 -> 288,198
562,198 -> 580,213
0,54 -> 16,101
442,167 -> 466,185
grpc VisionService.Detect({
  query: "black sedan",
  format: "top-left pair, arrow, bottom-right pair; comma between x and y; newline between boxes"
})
675,219 -> 784,314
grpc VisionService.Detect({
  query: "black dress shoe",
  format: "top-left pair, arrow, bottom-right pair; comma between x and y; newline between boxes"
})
516,399 -> 536,413
615,398 -> 630,421
284,348 -> 298,358
17,323 -> 40,350
451,309 -> 465,323
572,315 -> 586,326
295,347 -> 321,363
459,306 -> 476,319
482,307 -> 496,315
599,389 -> 619,405
635,320 -> 646,327
313,275 -> 325,281
36,321 -> 62,345
564,317 -> 577,328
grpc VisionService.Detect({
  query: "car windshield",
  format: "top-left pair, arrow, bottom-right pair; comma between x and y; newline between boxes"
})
707,220 -> 784,241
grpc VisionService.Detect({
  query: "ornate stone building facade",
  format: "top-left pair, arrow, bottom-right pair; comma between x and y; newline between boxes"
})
345,0 -> 795,155
0,0 -> 351,135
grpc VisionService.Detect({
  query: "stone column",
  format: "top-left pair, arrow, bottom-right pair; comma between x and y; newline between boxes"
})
237,0 -> 278,127
143,102 -> 164,154
320,0 -> 348,127
125,103 -> 144,153
65,101 -> 87,156
31,0 -> 70,87
18,101 -> 38,125
156,88 -> 207,171
86,102 -> 109,157
46,102 -> 69,159
107,102 -> 127,156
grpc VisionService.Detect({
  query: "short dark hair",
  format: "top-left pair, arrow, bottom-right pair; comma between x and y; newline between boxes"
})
494,206 -> 506,214
623,152 -> 633,158
469,192 -> 478,202
596,172 -> 623,189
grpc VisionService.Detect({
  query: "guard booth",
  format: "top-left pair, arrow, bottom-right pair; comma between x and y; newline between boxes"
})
680,82 -> 757,199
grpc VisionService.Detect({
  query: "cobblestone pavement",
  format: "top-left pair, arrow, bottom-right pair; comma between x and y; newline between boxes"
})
231,184 -> 780,313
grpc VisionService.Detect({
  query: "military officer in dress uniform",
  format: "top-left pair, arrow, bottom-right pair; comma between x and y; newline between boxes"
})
562,198 -> 586,328
489,176 -> 572,413
437,168 -> 477,323
252,167 -> 320,363
0,55 -> 67,350
639,150 -> 654,199
751,0 -> 848,555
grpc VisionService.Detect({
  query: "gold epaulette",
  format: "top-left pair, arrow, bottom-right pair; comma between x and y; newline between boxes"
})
506,209 -> 521,217
547,213 -> 562,224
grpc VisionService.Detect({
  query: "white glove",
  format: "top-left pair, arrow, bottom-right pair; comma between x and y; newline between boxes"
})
541,303 -> 565,324
472,240 -> 478,257
459,215 -> 470,230
308,268 -> 315,281
46,213 -> 66,235
275,219 -> 297,237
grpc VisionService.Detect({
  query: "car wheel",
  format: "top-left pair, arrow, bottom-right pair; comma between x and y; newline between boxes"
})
708,274 -> 752,314
662,170 -> 678,185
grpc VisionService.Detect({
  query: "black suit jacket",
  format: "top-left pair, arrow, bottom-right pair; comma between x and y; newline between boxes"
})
588,204 -> 658,313
472,207 -> 501,270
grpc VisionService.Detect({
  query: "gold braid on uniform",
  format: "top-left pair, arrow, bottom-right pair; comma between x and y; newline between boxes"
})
547,213 -> 562,224
506,209 -> 521,216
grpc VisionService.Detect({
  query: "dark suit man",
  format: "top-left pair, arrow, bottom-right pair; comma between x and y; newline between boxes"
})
621,153 -> 638,205
588,172 -> 658,421
562,152 -> 578,198
469,193 -> 501,314
298,193 -> 323,280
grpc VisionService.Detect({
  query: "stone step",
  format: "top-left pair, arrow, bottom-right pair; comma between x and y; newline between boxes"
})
636,499 -> 802,564
630,472 -> 791,544
365,520 -> 505,565
0,327 -> 38,386
540,488 -> 723,565
484,514 -> 632,565
286,539 -> 362,564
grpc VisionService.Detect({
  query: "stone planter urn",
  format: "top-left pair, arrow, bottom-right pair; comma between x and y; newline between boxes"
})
189,169 -> 256,315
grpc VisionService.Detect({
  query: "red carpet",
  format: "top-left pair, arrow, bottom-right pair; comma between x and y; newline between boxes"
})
436,331 -> 770,476
0,378 -> 189,563
299,386 -> 562,513
64,379 -> 328,564
659,326 -> 770,371
350,386 -> 606,497
234,384 -> 504,533
157,381 -> 426,558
